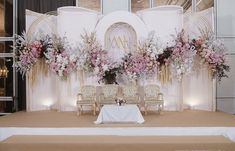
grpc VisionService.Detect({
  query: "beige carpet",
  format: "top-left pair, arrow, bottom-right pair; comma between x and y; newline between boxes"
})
0,110 -> 235,127
1,135 -> 235,151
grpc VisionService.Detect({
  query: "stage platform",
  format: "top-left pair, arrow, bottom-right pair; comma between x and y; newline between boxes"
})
1,135 -> 235,151
1,110 -> 235,127
1,110 -> 235,150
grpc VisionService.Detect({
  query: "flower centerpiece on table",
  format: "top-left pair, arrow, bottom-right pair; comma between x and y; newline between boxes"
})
115,97 -> 126,106
14,32 -> 51,76
44,35 -> 77,77
192,30 -> 230,81
170,30 -> 196,81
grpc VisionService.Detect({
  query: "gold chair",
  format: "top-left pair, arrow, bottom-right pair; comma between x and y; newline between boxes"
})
122,85 -> 141,106
77,85 -> 96,116
143,84 -> 164,115
98,84 -> 119,110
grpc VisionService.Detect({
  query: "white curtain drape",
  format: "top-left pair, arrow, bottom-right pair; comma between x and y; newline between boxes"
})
183,8 -> 216,111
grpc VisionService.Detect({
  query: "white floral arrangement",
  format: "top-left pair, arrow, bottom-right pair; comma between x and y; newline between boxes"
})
139,31 -> 164,57
79,32 -> 121,82
192,29 -> 230,81
170,30 -> 196,81
44,35 -> 77,77
14,32 -> 51,76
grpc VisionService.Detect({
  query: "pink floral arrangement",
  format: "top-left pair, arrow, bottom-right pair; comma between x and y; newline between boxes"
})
46,51 -> 77,77
80,32 -> 121,83
85,46 -> 121,83
15,30 -> 229,82
14,33 -> 49,76
122,53 -> 147,79
143,52 -> 159,75
122,32 -> 161,80
170,30 -> 196,80
85,47 -> 110,78
31,40 -> 44,58
192,32 -> 229,81
44,36 -> 77,77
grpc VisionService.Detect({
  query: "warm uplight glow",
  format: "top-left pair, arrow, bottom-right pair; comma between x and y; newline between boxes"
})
77,94 -> 82,101
43,99 -> 53,110
72,98 -> 77,107
187,98 -> 199,109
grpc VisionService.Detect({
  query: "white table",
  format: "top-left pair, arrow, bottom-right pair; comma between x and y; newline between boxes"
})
94,104 -> 144,124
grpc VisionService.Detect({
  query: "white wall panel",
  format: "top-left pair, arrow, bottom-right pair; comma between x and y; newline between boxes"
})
220,38 -> 235,53
217,98 -> 235,114
217,0 -> 235,37
102,0 -> 129,14
217,55 -> 235,97
216,0 -> 235,114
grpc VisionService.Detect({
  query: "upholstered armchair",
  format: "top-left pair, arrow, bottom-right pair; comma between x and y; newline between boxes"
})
98,84 -> 119,110
143,84 -> 164,115
121,85 -> 140,106
77,85 -> 96,116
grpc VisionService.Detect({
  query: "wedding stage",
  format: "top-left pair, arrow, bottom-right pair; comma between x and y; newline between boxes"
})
1,110 -> 235,151
1,110 -> 235,128
23,6 -> 220,113
5,4 -> 234,151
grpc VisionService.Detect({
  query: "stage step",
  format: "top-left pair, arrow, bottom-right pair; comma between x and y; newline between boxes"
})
1,135 -> 235,151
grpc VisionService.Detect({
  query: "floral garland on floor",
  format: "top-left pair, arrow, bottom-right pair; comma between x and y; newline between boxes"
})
14,30 -> 230,83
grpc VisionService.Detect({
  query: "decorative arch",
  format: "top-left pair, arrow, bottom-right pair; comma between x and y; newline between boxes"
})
104,22 -> 137,53
95,11 -> 148,46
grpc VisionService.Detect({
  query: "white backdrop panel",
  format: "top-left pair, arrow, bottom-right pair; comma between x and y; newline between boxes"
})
26,9 -> 57,39
57,7 -> 100,46
25,7 -> 215,112
184,7 -> 214,39
137,6 -> 183,46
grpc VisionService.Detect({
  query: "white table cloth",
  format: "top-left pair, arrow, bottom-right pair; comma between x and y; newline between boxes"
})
94,104 -> 144,124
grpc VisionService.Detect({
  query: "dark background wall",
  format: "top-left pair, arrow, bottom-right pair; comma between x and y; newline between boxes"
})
17,0 -> 76,111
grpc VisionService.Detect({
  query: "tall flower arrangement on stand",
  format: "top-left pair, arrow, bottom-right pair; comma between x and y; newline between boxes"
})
44,35 -> 77,77
138,31 -> 163,76
80,32 -> 121,83
192,30 -> 230,81
85,46 -> 110,79
81,32 -> 109,79
14,32 -> 50,76
170,30 -> 196,81
122,31 -> 169,82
